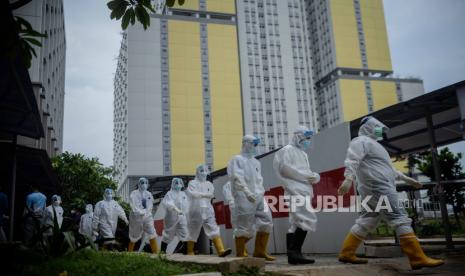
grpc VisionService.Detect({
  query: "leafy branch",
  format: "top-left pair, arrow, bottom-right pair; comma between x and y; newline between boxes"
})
107,0 -> 186,30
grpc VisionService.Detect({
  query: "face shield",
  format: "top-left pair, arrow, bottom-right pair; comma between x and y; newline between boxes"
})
196,165 -> 210,182
171,178 -> 184,191
138,177 -> 149,191
293,126 -> 314,150
104,188 -> 114,201
85,204 -> 93,213
51,195 -> 62,206
242,135 -> 261,156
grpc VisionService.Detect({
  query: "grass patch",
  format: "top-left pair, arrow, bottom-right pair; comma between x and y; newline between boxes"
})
20,249 -> 214,276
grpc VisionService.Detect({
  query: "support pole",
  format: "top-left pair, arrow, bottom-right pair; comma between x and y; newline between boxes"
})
9,135 -> 17,241
426,113 -> 453,248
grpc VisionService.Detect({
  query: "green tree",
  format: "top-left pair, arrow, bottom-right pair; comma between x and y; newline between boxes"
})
413,147 -> 465,226
51,152 -> 119,213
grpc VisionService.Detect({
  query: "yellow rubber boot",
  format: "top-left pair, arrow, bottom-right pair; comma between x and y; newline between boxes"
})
235,237 -> 248,257
149,238 -> 158,254
399,233 -> 444,270
212,236 -> 232,257
187,241 -> 195,255
243,237 -> 251,257
338,232 -> 368,264
252,232 -> 276,261
128,242 -> 135,252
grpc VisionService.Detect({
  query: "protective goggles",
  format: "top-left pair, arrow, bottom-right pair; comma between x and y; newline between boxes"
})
252,138 -> 261,146
303,130 -> 314,138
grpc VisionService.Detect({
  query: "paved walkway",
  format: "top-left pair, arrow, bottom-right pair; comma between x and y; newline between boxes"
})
265,250 -> 465,276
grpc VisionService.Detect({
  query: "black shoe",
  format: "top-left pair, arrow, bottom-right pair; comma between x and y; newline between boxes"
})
287,229 -> 315,265
160,241 -> 168,253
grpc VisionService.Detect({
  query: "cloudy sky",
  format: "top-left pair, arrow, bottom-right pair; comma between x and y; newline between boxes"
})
62,0 -> 465,167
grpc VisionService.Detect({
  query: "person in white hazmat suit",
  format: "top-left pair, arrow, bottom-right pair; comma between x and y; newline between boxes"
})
337,116 -> 444,269
160,177 -> 189,254
227,135 -> 275,261
92,188 -> 128,248
44,195 -> 64,235
127,177 -> 158,253
79,204 -> 95,240
186,164 -> 232,257
273,126 -> 320,264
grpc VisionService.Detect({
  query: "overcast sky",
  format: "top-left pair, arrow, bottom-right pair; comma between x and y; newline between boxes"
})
62,0 -> 465,167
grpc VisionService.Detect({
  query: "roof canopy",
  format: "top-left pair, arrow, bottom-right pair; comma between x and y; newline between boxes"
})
350,80 -> 465,156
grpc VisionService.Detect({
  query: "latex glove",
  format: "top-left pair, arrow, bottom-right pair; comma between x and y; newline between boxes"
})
123,219 -> 129,226
400,174 -> 422,189
202,193 -> 212,199
308,172 -> 320,184
174,207 -> 183,215
245,191 -> 257,203
229,202 -> 236,209
338,176 -> 353,195
93,231 -> 99,237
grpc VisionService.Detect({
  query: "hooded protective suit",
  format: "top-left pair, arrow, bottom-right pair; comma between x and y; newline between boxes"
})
273,126 -> 319,264
222,181 -> 236,229
186,165 -> 231,257
45,195 -> 64,231
186,165 -> 220,241
79,204 -> 94,239
161,178 -> 189,244
337,116 -> 444,269
273,126 -> 320,233
93,188 -> 128,239
227,135 -> 272,239
227,135 -> 275,261
341,117 -> 413,238
128,177 -> 156,243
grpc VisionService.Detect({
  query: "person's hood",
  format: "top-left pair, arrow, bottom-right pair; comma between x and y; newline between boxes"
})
241,134 -> 260,157
195,164 -> 209,181
171,177 -> 184,191
358,116 -> 388,139
291,125 -> 314,148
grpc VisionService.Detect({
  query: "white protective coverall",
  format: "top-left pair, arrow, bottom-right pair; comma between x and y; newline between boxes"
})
222,181 -> 236,229
342,116 -> 413,238
273,126 -> 320,233
129,178 -> 156,243
227,135 -> 273,239
79,204 -> 94,239
186,165 -> 220,241
161,178 -> 189,243
92,189 -> 128,239
45,195 -> 64,231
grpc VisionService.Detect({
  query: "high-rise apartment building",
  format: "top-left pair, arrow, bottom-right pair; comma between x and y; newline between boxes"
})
237,0 -> 318,153
13,0 -> 66,157
305,0 -> 423,129
114,0 -> 243,197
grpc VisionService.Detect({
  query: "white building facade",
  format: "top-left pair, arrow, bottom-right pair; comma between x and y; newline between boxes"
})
236,0 -> 318,153
14,0 -> 66,157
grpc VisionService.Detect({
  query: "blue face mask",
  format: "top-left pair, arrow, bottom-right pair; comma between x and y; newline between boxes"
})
300,139 -> 311,150
174,184 -> 182,191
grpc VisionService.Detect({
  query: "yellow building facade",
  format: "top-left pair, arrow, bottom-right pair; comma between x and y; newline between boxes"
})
167,1 -> 243,175
311,0 -> 422,131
